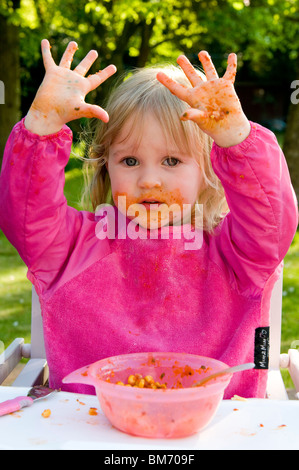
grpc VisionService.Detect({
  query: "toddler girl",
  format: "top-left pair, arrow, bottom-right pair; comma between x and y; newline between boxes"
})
0,40 -> 297,398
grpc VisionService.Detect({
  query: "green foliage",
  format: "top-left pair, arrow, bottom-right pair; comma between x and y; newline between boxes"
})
18,1 -> 299,107
0,0 -> 37,27
2,0 -> 298,121
3,0 -> 299,67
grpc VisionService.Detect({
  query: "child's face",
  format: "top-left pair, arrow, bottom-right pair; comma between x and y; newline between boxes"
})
107,113 -> 203,229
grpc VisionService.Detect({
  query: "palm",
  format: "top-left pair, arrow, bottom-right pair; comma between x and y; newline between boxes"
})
185,78 -> 239,120
32,40 -> 116,124
157,51 -> 249,146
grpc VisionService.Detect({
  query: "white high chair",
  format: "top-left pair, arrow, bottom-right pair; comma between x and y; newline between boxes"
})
0,288 -> 48,387
266,268 -> 299,399
0,271 -> 299,398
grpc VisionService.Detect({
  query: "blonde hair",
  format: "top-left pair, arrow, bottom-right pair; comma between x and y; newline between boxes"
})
81,65 -> 228,232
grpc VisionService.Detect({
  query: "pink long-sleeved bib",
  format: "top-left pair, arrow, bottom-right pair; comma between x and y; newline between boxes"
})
0,119 -> 297,397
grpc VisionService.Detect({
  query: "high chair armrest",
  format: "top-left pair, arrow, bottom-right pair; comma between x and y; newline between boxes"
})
0,338 -> 48,387
266,348 -> 299,400
0,339 -> 25,384
288,349 -> 299,398
266,369 -> 289,400
12,358 -> 48,387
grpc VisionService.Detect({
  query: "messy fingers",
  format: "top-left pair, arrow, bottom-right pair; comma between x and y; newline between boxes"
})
177,55 -> 204,87
222,53 -> 237,83
80,103 -> 110,123
198,51 -> 219,80
74,49 -> 98,76
86,64 -> 117,92
59,41 -> 78,69
41,39 -> 56,70
156,71 -> 189,102
180,108 -> 207,124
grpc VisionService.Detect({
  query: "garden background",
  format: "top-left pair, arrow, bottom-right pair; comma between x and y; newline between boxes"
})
0,0 -> 298,390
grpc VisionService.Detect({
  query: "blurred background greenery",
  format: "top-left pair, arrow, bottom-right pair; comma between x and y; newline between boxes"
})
1,0 -> 299,184
0,0 -> 298,389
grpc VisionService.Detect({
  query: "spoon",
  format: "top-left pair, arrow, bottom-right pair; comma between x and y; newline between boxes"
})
0,386 -> 55,417
192,362 -> 255,388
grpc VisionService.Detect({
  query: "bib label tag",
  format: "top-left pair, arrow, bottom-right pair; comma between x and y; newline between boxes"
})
254,327 -> 269,369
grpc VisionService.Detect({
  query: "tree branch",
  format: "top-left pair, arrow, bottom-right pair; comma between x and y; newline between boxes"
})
137,18 -> 156,67
150,31 -> 203,51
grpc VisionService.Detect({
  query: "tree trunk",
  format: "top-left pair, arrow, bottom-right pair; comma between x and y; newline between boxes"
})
136,19 -> 155,68
0,14 -> 21,168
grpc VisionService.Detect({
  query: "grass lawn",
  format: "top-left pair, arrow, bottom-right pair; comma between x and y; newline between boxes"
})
0,149 -> 85,349
0,147 -> 298,390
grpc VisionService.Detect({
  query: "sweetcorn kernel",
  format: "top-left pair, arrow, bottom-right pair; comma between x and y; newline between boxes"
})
115,373 -> 167,389
41,409 -> 51,418
137,378 -> 145,388
144,375 -> 155,385
127,375 -> 137,386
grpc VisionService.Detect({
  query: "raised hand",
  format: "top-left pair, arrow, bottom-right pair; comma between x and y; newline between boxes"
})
25,39 -> 117,135
157,51 -> 250,147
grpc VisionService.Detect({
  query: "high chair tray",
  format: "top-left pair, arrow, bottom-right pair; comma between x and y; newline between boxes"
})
0,386 -> 298,450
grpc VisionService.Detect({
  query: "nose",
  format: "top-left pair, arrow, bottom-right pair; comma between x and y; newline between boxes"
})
137,168 -> 162,189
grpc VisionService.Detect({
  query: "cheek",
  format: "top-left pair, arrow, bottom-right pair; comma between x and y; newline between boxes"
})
108,168 -> 132,203
112,190 -> 137,210
179,172 -> 202,203
191,166 -> 203,197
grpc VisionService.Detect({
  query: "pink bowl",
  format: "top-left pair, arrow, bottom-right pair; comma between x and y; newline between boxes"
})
63,352 -> 232,438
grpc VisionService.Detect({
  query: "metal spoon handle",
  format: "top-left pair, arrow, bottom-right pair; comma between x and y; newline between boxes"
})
193,362 -> 255,387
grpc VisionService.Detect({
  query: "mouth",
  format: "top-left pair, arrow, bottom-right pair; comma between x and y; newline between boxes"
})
137,195 -> 165,204
139,200 -> 165,208
142,200 -> 162,204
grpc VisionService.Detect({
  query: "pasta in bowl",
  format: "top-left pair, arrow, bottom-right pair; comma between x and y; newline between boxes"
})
63,352 -> 232,438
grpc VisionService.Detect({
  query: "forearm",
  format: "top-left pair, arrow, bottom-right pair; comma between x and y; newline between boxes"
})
24,107 -> 63,136
211,115 -> 251,148
0,119 -> 73,267
211,122 -> 298,292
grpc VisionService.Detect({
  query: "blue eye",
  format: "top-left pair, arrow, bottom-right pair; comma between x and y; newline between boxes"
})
163,157 -> 180,167
122,157 -> 138,166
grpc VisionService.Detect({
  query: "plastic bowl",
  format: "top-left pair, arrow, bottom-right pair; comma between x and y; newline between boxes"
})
63,352 -> 232,438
